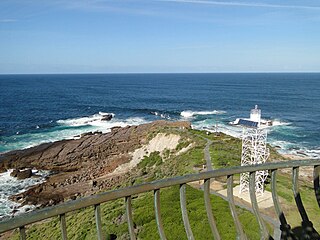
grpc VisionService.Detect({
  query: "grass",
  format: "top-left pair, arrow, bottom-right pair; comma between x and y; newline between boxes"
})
11,185 -> 262,240
265,172 -> 320,232
187,129 -> 243,169
138,151 -> 163,169
7,127 -> 304,239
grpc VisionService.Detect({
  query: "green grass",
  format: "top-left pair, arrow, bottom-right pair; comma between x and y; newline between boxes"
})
138,151 -> 163,169
265,172 -> 320,232
176,139 -> 192,151
12,185 -> 263,240
8,127 -> 289,239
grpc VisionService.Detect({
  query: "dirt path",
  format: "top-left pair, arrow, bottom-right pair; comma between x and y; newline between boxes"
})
204,138 -> 213,171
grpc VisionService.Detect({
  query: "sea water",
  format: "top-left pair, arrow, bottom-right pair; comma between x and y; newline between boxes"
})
1,73 -> 319,157
0,73 -> 319,215
0,169 -> 49,219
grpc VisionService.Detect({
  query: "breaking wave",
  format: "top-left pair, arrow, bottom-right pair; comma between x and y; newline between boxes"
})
0,169 -> 50,220
192,118 -> 320,159
272,119 -> 291,127
57,112 -> 115,127
180,110 -> 226,118
0,113 -> 149,153
150,111 -> 171,120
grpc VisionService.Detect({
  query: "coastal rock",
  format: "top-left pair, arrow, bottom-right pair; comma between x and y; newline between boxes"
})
16,169 -> 33,180
101,114 -> 113,121
10,169 -> 19,177
0,121 -> 191,208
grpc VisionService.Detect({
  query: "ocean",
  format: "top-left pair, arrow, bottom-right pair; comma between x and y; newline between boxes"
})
1,73 -> 319,157
0,73 -> 320,217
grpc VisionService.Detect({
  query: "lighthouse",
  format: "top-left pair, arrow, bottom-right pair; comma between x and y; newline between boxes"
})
250,105 -> 261,127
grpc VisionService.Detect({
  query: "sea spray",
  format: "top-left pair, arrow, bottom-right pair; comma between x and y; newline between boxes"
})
181,110 -> 226,118
0,169 -> 50,219
0,114 -> 149,153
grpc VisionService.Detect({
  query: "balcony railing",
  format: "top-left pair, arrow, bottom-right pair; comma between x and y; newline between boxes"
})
0,159 -> 319,239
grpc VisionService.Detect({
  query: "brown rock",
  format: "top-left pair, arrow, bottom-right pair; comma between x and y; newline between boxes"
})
0,121 -> 190,208
16,169 -> 32,180
101,114 -> 113,121
10,169 -> 19,177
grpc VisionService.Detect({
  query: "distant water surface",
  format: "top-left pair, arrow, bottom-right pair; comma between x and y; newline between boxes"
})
0,73 -> 319,157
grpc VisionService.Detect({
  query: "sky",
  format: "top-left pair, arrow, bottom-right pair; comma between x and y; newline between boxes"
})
1,0 -> 320,74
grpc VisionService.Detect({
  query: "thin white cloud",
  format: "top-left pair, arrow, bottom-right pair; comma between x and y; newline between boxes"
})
160,0 -> 320,10
0,19 -> 17,23
54,0 -> 159,16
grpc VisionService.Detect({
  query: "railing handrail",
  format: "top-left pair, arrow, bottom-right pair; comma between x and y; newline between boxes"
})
0,158 -> 319,235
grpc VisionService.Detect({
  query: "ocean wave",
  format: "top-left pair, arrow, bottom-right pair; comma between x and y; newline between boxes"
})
270,140 -> 295,150
98,111 -> 115,117
0,169 -> 49,219
57,112 -> 115,127
181,110 -> 226,118
272,119 -> 291,127
305,148 -> 320,158
150,111 -> 171,120
192,120 -> 320,159
0,115 -> 150,153
191,119 -> 242,138
266,140 -> 320,159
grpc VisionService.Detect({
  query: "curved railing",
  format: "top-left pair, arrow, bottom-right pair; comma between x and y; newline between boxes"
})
0,159 -> 319,239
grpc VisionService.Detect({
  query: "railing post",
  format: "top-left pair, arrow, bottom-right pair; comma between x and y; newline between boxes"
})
180,184 -> 195,240
60,213 -> 68,240
204,178 -> 221,240
94,204 -> 104,240
125,196 -> 136,240
292,167 -> 320,239
249,171 -> 269,240
314,165 -> 320,208
227,175 -> 246,240
292,167 -> 310,222
154,189 -> 167,240
271,169 -> 296,239
19,226 -> 26,240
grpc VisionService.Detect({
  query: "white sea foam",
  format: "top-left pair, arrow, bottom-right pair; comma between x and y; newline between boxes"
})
98,111 -> 115,117
57,112 -> 115,127
305,148 -> 320,158
0,169 -> 50,219
272,119 -> 291,127
56,113 -> 148,130
181,110 -> 226,118
151,111 -> 171,120
1,113 -> 150,153
269,140 -> 295,150
163,114 -> 171,119
124,117 -> 148,125
191,119 -> 242,138
192,118 -> 320,159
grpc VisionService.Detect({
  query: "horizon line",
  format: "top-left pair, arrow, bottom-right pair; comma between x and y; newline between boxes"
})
1,71 -> 320,75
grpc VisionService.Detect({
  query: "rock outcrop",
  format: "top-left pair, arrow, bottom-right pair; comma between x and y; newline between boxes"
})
10,168 -> 33,179
0,120 -> 191,207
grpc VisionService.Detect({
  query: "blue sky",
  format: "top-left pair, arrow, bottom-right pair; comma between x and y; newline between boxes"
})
1,0 -> 320,73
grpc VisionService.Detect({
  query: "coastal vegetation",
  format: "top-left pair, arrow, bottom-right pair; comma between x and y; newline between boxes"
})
5,124 -> 318,239
10,185 -> 261,240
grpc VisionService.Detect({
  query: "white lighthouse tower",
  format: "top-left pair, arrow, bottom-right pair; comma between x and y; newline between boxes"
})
250,105 -> 261,127
239,106 -> 269,195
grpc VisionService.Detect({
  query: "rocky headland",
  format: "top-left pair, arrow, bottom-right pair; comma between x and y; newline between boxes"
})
0,120 -> 191,209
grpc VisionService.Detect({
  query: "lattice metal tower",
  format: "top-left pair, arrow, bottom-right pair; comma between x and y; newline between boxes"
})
239,128 -> 270,195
